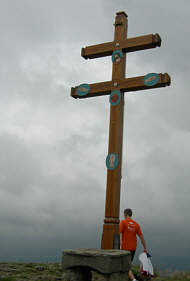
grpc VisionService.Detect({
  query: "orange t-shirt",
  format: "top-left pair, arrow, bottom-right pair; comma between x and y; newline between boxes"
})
119,217 -> 142,251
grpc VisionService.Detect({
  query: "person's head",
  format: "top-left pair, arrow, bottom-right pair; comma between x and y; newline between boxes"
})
124,208 -> 132,218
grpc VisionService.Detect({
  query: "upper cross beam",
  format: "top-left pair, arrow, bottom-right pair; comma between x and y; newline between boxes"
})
81,33 -> 161,60
71,73 -> 171,99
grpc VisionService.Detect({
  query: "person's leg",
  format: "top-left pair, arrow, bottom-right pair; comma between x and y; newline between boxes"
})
128,251 -> 137,281
128,269 -> 136,280
130,251 -> 136,262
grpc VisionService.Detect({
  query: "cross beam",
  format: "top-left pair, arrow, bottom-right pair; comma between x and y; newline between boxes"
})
70,11 -> 171,250
71,73 -> 171,99
82,33 -> 161,59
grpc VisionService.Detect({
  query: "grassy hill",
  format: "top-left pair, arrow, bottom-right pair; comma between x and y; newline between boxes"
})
0,262 -> 190,281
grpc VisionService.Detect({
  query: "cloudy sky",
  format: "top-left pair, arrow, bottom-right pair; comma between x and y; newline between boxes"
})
0,0 -> 189,271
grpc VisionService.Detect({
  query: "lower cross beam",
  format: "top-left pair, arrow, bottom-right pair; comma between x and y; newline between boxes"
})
71,73 -> 171,99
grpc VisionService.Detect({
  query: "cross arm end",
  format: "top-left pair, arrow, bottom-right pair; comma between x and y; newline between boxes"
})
71,87 -> 78,99
162,73 -> 171,86
154,33 -> 162,47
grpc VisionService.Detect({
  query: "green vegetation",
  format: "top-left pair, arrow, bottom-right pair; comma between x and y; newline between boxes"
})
1,279 -> 16,281
0,262 -> 189,281
0,262 -> 63,281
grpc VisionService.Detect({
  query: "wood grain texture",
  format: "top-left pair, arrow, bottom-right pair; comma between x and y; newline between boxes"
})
101,224 -> 119,249
101,11 -> 127,250
82,33 -> 161,59
71,73 -> 171,99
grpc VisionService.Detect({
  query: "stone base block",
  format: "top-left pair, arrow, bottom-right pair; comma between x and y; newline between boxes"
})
62,248 -> 131,281
62,269 -> 129,281
92,270 -> 129,281
62,268 -> 91,281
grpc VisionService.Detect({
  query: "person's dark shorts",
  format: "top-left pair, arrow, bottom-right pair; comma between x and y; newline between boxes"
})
130,250 -> 136,262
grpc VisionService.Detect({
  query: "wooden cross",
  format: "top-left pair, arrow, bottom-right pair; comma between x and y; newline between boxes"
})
71,11 -> 171,250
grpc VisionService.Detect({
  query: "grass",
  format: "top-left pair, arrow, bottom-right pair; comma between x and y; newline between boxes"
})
0,262 -> 189,281
0,278 -> 17,281
0,262 -> 63,281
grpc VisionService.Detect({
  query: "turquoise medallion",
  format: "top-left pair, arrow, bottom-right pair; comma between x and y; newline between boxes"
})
106,153 -> 119,170
144,73 -> 159,86
76,83 -> 90,96
112,50 -> 123,63
110,90 -> 121,106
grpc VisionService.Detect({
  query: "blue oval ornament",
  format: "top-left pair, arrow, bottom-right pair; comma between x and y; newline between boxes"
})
110,90 -> 121,106
106,153 -> 119,170
144,73 -> 159,86
112,50 -> 123,63
76,83 -> 90,96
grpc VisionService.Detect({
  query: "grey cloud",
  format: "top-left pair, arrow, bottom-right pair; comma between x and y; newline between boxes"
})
0,0 -> 189,271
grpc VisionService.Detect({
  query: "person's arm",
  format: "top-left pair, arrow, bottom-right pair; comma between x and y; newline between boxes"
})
139,234 -> 147,253
120,234 -> 122,249
119,221 -> 123,250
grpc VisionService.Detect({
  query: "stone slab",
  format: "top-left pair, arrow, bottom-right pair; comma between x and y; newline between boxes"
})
92,271 -> 130,281
62,248 -> 131,274
62,269 -> 130,281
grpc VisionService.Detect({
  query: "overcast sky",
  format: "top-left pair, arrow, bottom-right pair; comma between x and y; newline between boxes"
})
0,0 -> 189,271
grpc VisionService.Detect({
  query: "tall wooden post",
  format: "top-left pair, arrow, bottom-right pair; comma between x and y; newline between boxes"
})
70,10 -> 171,251
101,11 -> 128,249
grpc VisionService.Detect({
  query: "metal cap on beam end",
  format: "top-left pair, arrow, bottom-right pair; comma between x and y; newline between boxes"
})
154,33 -> 162,47
71,87 -> 78,99
116,11 -> 128,18
161,73 -> 171,86
164,73 -> 171,86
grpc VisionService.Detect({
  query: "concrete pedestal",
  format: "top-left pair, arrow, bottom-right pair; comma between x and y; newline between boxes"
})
62,248 -> 131,281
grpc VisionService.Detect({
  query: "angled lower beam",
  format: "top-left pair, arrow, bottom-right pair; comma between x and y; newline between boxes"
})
81,34 -> 161,59
71,73 -> 171,99
71,80 -> 112,99
121,72 -> 170,92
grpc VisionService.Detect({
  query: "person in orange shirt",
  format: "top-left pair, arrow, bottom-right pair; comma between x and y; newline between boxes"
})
119,208 -> 147,281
